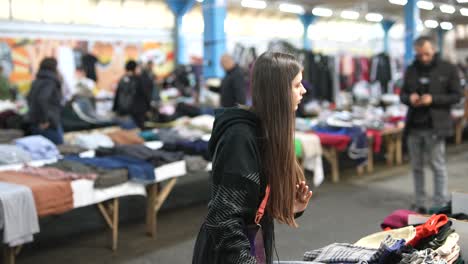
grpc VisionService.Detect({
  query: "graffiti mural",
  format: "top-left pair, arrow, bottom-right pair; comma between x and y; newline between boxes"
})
0,38 -> 174,95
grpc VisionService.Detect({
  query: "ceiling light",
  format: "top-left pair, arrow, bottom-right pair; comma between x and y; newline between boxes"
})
312,7 -> 333,17
461,8 -> 468,16
457,0 -> 468,3
440,22 -> 453,30
241,0 -> 266,9
389,0 -> 408,5
417,1 -> 434,10
365,13 -> 383,22
440,4 -> 455,14
196,0 -> 203,2
340,10 -> 360,20
424,19 -> 438,28
279,3 -> 305,14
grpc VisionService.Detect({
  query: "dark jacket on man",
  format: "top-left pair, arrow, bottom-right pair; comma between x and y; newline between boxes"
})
140,69 -> 156,107
27,69 -> 63,128
400,57 -> 462,137
113,74 -> 150,126
220,65 -> 246,107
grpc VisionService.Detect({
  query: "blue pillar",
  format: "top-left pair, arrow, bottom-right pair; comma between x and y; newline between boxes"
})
166,0 -> 196,65
299,14 -> 316,51
203,0 -> 226,78
404,0 -> 419,67
381,20 -> 395,54
437,27 -> 446,53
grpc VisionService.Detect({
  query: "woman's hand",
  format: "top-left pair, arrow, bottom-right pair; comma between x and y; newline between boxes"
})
294,181 -> 313,214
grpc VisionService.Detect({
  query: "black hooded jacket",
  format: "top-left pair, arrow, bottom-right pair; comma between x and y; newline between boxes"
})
27,69 -> 63,128
192,107 -> 274,264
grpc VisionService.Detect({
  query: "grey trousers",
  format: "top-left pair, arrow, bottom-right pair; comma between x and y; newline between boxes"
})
407,130 -> 449,208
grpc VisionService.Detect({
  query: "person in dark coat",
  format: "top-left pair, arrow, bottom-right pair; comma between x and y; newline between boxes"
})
219,54 -> 247,107
81,53 -> 98,82
400,36 -> 462,213
27,57 -> 64,144
192,52 -> 312,264
113,60 -> 148,129
140,60 -> 159,106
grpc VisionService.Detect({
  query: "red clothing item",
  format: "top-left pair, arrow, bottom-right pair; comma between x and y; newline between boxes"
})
407,214 -> 449,247
381,209 -> 416,229
313,132 -> 351,151
366,129 -> 382,153
387,116 -> 405,124
359,58 -> 370,81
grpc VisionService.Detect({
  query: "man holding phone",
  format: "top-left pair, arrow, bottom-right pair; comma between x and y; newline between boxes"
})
401,36 -> 462,213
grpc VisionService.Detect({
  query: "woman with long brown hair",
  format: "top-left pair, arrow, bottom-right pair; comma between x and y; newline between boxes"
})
192,52 -> 312,264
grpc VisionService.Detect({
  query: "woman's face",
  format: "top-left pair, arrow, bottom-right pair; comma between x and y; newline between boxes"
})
291,71 -> 306,111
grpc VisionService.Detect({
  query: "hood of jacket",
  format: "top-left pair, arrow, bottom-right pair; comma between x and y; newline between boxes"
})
36,69 -> 61,86
208,107 -> 259,157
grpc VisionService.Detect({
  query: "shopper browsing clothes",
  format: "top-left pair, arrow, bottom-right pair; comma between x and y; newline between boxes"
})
140,60 -> 159,103
27,57 -> 64,144
192,52 -> 312,264
400,36 -> 462,213
113,60 -> 149,129
219,54 -> 247,107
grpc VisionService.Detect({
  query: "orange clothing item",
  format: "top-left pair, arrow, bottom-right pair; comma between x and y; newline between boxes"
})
106,130 -> 144,145
0,171 -> 73,217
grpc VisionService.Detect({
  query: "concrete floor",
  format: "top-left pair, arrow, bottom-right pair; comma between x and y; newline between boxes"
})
13,143 -> 468,264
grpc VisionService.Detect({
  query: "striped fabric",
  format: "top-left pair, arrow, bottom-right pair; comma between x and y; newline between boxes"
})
303,235 -> 404,263
204,171 -> 261,264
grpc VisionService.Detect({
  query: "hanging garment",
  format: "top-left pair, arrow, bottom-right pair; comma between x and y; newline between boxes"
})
0,182 -> 39,247
371,53 -> 392,94
295,132 -> 324,187
340,54 -> 355,91
58,46 -> 77,102
307,53 -> 334,102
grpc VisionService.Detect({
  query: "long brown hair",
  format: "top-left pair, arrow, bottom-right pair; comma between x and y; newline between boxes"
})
251,52 -> 305,227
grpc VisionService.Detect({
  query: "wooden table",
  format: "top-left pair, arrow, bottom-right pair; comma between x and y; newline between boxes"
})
322,146 -> 340,183
2,178 -> 181,264
321,126 -> 404,183
453,116 -> 465,145
381,126 -> 404,166
3,198 -> 120,264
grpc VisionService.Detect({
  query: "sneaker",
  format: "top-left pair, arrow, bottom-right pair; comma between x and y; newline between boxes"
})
428,203 -> 451,214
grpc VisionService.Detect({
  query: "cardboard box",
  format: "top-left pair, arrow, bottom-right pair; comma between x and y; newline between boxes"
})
452,192 -> 468,215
